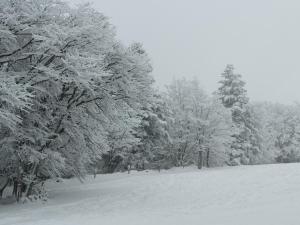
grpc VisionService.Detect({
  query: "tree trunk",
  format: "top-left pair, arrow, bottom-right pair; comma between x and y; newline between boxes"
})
0,177 -> 9,198
142,161 -> 145,170
13,161 -> 22,202
180,142 -> 188,168
12,179 -> 17,197
127,164 -> 131,174
24,163 -> 38,199
206,149 -> 210,168
13,180 -> 23,202
93,166 -> 97,179
198,151 -> 203,169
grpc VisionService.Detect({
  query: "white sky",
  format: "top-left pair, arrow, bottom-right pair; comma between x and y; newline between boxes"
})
71,0 -> 300,103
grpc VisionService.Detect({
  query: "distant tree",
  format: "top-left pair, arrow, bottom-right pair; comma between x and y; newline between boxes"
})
254,103 -> 300,163
218,64 -> 248,112
218,65 -> 261,165
165,78 -> 232,168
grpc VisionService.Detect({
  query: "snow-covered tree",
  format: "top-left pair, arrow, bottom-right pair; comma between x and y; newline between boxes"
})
131,93 -> 171,170
165,78 -> 232,168
218,65 -> 261,165
253,102 -> 300,163
0,0 -> 154,199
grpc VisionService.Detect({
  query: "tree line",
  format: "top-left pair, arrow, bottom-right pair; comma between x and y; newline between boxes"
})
1,0 -> 300,202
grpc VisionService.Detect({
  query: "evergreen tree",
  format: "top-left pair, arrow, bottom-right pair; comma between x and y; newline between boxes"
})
218,65 -> 261,165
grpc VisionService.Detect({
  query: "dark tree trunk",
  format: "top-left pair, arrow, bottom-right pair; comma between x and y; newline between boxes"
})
206,149 -> 210,168
0,177 -> 9,198
94,167 -> 97,179
12,179 -> 17,197
13,180 -> 23,202
198,151 -> 203,169
17,182 -> 22,202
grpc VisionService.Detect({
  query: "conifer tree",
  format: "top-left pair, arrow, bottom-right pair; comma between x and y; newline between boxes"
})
218,65 -> 261,165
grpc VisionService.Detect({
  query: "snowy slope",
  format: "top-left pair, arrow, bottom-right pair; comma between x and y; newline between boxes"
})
1,163 -> 300,225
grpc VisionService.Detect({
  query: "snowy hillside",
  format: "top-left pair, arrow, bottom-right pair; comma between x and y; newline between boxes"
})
1,163 -> 300,225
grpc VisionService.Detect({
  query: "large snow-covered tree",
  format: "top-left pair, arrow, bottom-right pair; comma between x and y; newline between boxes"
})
218,65 -> 261,165
165,78 -> 232,168
130,93 -> 171,170
0,0 -> 154,199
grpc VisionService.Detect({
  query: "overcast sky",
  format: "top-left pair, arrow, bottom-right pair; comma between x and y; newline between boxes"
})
72,0 -> 300,103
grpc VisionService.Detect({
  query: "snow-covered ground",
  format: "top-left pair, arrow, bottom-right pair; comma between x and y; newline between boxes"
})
1,163 -> 300,225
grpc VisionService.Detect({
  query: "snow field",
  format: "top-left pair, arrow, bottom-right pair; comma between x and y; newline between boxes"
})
1,163 -> 300,225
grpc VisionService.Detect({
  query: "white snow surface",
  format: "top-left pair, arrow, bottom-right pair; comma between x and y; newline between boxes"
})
2,163 -> 300,225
